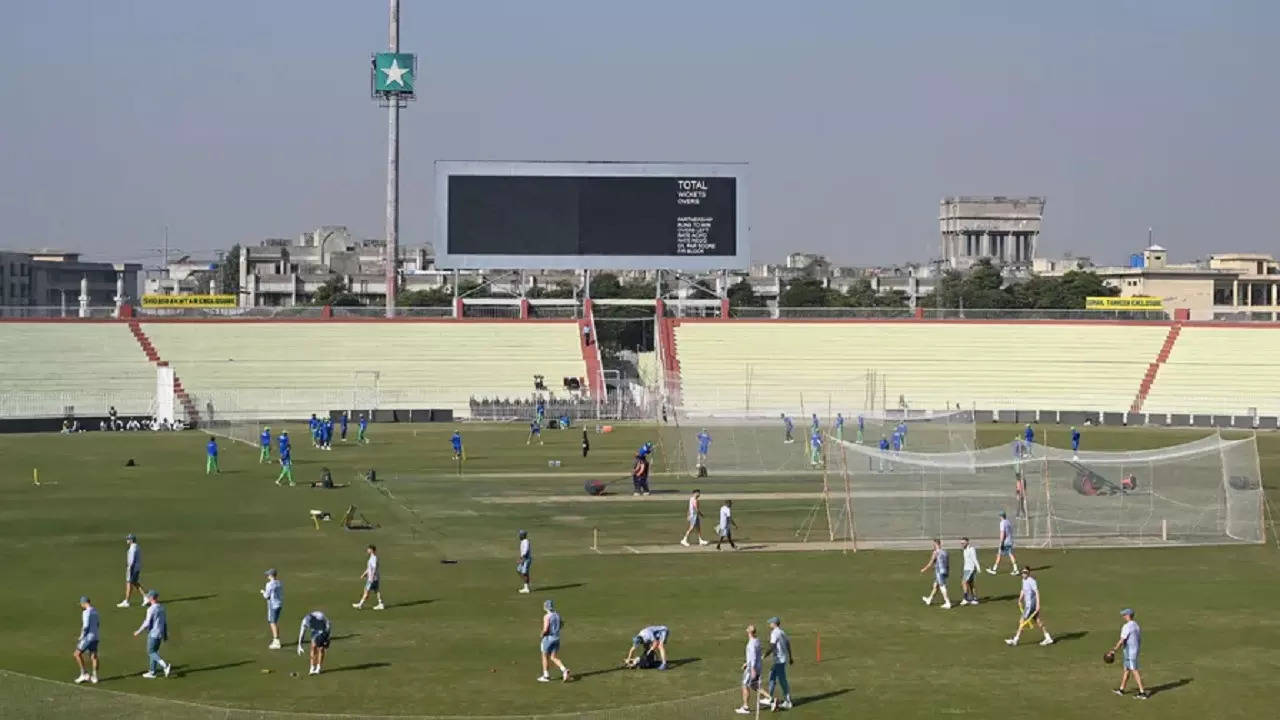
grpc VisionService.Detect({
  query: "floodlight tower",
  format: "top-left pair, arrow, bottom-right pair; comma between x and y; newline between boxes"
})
372,0 -> 416,317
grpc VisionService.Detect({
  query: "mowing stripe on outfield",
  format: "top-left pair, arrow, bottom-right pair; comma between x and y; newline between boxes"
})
479,489 -> 1007,503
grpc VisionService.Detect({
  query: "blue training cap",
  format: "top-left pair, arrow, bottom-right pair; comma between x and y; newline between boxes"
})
543,599 -> 554,611
998,511 -> 1006,518
125,533 -> 136,541
1121,608 -> 1134,616
146,589 -> 158,598
265,568 -> 277,576
767,616 -> 780,625
79,596 -> 90,604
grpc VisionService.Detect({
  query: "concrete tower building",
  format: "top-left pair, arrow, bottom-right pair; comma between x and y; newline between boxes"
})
939,196 -> 1044,269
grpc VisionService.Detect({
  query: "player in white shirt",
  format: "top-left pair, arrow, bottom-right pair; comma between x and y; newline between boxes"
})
352,545 -> 385,610
960,537 -> 981,605
715,500 -> 738,551
987,510 -> 1019,575
735,624 -> 766,714
517,530 -> 533,593
1005,566 -> 1053,646
74,596 -> 100,684
1110,608 -> 1149,699
679,489 -> 709,547
118,533 -> 144,608
919,539 -> 954,609
261,569 -> 284,648
762,617 -> 793,711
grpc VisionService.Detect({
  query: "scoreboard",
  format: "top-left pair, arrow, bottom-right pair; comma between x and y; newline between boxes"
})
434,161 -> 748,270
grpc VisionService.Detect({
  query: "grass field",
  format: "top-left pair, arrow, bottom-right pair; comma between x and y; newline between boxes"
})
1,422 -> 1278,719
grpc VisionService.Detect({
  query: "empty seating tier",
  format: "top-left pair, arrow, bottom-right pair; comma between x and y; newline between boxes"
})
1142,326 -> 1280,415
0,323 -> 155,417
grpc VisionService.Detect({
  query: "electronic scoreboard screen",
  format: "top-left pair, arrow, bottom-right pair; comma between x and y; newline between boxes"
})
434,161 -> 748,270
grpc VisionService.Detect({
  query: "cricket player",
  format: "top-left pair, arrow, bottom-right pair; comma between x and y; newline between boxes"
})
919,538 -> 954,609
358,414 -> 369,444
538,599 -> 570,682
536,397 -> 546,424
810,413 -> 820,435
736,624 -> 765,714
809,427 -> 823,467
259,426 -> 271,463
632,451 -> 651,496
891,430 -> 903,454
352,544 -> 385,610
309,414 -> 320,447
987,510 -> 1019,575
321,418 -> 333,451
856,414 -> 865,444
834,413 -> 845,441
1013,435 -> 1023,461
1110,608 -> 1149,699
74,596 -> 100,684
877,435 -> 890,472
696,428 -> 711,470
896,420 -> 908,449
297,610 -> 331,675
205,437 -> 220,475
1023,423 -> 1035,448
451,430 -> 464,461
132,590 -> 170,678
261,569 -> 284,649
275,440 -> 294,486
527,417 -> 543,445
581,429 -> 590,458
278,430 -> 290,460
517,530 -> 533,593
763,617 -> 793,711
1071,426 -> 1081,459
118,533 -> 143,607
340,412 -> 349,442
781,414 -> 794,443
680,489 -> 709,547
624,625 -> 670,670
716,499 -> 738,550
960,537 -> 980,605
1005,567 -> 1053,646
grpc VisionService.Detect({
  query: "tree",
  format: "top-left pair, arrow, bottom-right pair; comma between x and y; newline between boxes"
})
779,278 -> 834,307
589,272 -> 623,299
216,244 -> 240,296
726,279 -> 764,307
399,287 -> 453,306
312,275 -> 363,306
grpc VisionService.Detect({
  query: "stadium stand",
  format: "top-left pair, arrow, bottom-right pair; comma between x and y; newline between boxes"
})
141,321 -> 587,418
673,320 -> 1170,414
1142,326 -> 1280,415
0,323 -> 156,417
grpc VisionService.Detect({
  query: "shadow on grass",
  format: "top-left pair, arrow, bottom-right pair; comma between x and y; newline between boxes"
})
330,633 -> 359,641
537,583 -> 584,592
982,594 -> 1019,603
1149,677 -> 1193,696
326,662 -> 391,674
573,665 -> 629,680
176,659 -> 254,677
388,599 -> 433,609
1053,631 -> 1088,643
737,545 -> 768,551
796,688 -> 854,706
664,657 -> 699,669
1030,565 -> 1053,572
166,594 -> 218,604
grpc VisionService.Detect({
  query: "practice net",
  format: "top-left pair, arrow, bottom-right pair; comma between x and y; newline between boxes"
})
828,432 -> 1264,548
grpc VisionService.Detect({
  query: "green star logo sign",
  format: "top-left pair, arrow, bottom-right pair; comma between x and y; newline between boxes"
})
373,53 -> 415,94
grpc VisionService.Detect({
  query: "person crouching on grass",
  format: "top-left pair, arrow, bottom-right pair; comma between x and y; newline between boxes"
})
297,610 -> 331,675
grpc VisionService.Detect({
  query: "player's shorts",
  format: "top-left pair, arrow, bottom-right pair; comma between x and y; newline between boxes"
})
718,527 -> 732,540
1022,602 -> 1039,620
654,629 -> 669,644
267,606 -> 282,624
365,579 -> 380,592
1123,652 -> 1139,670
688,514 -> 700,528
540,636 -> 560,654
77,637 -> 98,653
517,558 -> 531,575
999,542 -> 1014,556
935,571 -> 949,585
963,568 -> 977,583
741,668 -> 760,689
312,632 -> 330,649
127,568 -> 140,584
769,663 -> 788,685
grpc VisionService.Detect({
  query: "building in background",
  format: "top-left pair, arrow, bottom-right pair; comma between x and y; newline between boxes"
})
0,251 -> 32,306
0,250 -> 139,311
940,196 -> 1044,269
144,257 -> 219,296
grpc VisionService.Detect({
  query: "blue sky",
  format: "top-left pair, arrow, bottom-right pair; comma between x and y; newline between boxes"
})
1,1 -> 1276,267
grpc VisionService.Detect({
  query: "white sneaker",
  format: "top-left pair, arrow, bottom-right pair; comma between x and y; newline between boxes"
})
116,600 -> 130,608
1004,638 -> 1016,646
735,707 -> 752,714
1011,569 -> 1020,575
518,587 -> 530,594
941,602 -> 953,609
680,539 -> 690,547
163,663 -> 172,677
921,596 -> 931,605
142,672 -> 157,679
1040,636 -> 1054,646
352,603 -> 363,609
780,700 -> 793,709
968,599 -> 979,605
269,639 -> 282,649
985,568 -> 997,575
74,674 -> 89,684
537,675 -> 550,683
698,539 -> 709,546
373,603 -> 385,611
90,675 -> 98,684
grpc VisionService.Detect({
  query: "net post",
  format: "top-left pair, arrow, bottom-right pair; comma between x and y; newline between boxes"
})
1161,518 -> 1167,542
1041,456 -> 1053,549
591,527 -> 599,552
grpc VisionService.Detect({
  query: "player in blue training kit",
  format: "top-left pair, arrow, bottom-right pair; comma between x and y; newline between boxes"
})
527,418 -> 543,445
133,590 -> 171,678
339,412 -> 349,442
809,428 -> 823,466
877,435 -> 890,472
810,414 -> 820,434
896,421 -> 908,449
74,596 -> 100,684
834,413 -> 845,441
891,431 -> 903,455
920,538 -> 954,608
1023,423 -> 1035,447
357,414 -> 369,444
261,569 -> 284,648
451,430 -> 463,461
321,418 -> 333,451
781,414 -> 794,443
276,439 -> 295,486
536,398 -> 546,424
258,426 -> 271,463
309,414 -> 320,448
856,414 -> 865,444
696,429 -> 712,471
205,438 -> 220,475
1071,426 -> 1081,458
